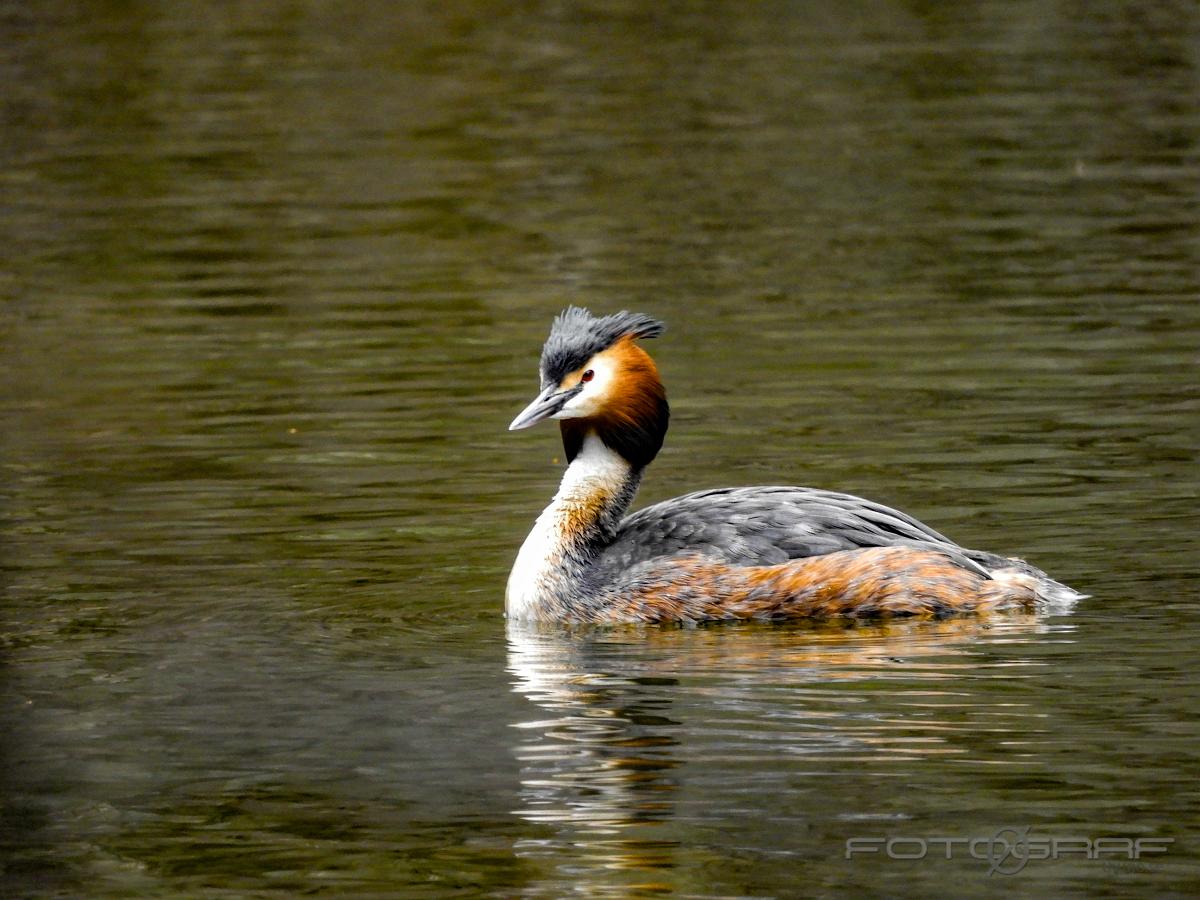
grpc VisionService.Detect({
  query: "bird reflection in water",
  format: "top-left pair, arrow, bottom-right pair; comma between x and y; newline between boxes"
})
507,621 -> 683,892
505,615 -> 1072,895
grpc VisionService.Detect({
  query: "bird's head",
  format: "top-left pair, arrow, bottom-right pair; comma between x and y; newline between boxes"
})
509,307 -> 669,468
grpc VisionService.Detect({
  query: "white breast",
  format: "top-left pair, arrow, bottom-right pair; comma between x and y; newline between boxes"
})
505,506 -> 561,619
506,435 -> 632,620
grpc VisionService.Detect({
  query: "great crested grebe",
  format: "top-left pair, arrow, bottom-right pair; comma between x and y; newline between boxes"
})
506,308 -> 1083,624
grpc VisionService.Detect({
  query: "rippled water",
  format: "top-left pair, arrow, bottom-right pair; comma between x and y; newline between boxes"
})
2,1 -> 1198,896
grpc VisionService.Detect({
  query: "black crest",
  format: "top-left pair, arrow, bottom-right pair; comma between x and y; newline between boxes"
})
540,307 -> 665,385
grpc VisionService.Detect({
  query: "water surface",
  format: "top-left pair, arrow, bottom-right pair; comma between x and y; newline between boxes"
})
2,1 -> 1198,896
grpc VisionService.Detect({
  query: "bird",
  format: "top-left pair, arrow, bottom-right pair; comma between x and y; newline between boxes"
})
506,307 -> 1084,624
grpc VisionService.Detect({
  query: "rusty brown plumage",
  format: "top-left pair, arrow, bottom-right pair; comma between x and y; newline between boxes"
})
560,337 -> 668,470
587,547 -> 1040,624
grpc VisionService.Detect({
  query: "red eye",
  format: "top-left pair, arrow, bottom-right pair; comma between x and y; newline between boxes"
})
581,369 -> 595,383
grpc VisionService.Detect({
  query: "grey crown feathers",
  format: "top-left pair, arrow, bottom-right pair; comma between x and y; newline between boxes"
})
540,307 -> 666,385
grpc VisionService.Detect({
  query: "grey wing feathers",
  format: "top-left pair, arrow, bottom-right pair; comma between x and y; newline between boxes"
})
599,486 -> 987,575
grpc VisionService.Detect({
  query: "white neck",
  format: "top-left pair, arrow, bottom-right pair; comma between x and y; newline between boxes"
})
506,434 -> 636,620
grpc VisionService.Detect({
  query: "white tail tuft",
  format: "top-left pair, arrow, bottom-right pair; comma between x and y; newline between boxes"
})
991,566 -> 1086,614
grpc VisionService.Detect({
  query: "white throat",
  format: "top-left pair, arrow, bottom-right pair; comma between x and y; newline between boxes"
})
506,434 -> 633,620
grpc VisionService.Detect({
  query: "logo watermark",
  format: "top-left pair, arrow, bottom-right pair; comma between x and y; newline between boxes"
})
845,826 -> 1173,875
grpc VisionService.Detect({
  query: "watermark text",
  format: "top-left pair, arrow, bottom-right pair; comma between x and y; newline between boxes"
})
845,826 -> 1173,875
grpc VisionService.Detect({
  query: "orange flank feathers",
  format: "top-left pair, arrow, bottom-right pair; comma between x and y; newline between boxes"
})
590,547 -> 1041,625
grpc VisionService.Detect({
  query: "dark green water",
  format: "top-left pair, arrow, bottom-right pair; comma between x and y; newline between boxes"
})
2,1 -> 1198,896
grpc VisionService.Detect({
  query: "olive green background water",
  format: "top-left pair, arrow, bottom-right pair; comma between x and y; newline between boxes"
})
2,1 -> 1198,896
